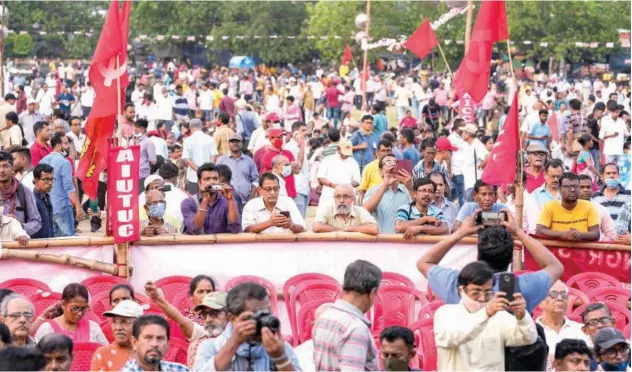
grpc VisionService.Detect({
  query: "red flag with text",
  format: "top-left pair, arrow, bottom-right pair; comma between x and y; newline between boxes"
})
403,17 -> 439,59
77,0 -> 131,198
342,44 -> 353,65
453,0 -> 508,102
481,92 -> 519,186
107,145 -> 140,243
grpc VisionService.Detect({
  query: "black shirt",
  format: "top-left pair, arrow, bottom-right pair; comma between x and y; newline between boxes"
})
31,190 -> 54,239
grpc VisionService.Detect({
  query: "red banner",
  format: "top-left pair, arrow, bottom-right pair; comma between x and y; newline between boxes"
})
524,246 -> 631,284
107,145 -> 140,244
458,92 -> 477,124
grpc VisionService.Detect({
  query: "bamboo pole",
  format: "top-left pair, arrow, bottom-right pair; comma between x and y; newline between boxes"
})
360,0 -> 371,112
114,54 -> 130,280
1,248 -> 118,275
464,0 -> 474,53
506,39 -> 515,79
436,43 -> 452,76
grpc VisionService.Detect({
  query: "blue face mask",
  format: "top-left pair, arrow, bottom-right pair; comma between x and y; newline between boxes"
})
148,203 -> 166,219
601,361 -> 629,371
281,165 -> 292,178
605,178 -> 620,189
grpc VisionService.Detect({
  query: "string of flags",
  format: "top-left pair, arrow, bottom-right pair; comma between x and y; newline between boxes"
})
10,30 -> 626,48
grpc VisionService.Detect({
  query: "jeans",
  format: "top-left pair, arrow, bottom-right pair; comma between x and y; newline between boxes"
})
53,204 -> 76,237
294,193 -> 309,218
591,149 -> 602,172
451,175 -> 465,208
327,107 -> 341,128
201,110 -> 212,121
354,95 -> 362,109
440,106 -> 450,122
412,100 -> 420,120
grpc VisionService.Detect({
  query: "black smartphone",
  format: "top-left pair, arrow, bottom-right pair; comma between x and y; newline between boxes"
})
162,185 -> 172,192
280,211 -> 290,218
497,272 -> 515,302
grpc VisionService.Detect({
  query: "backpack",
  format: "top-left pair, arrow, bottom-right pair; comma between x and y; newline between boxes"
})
504,323 -> 549,371
17,124 -> 28,146
16,183 -> 29,223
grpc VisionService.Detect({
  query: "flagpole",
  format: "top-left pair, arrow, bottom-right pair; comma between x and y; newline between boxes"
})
513,91 -> 524,271
114,53 -> 129,280
436,43 -> 452,76
464,0 -> 474,53
506,39 -> 515,79
360,0 -> 371,112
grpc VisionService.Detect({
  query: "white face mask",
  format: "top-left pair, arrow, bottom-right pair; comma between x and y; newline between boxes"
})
460,287 -> 488,313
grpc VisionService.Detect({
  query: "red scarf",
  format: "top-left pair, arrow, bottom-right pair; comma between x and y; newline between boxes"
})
0,177 -> 20,214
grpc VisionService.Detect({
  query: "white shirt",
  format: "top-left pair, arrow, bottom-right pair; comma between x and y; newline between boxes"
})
182,130 -> 219,182
131,89 -> 144,107
599,115 -> 629,156
241,196 -> 306,234
535,317 -> 590,358
20,171 -> 34,192
294,340 -> 315,372
520,110 -> 540,134
199,89 -> 215,111
35,89 -> 55,116
508,191 -> 540,234
284,139 -> 310,196
462,139 -> 488,189
138,182 -> 188,232
67,131 -> 87,154
435,302 -> 538,372
150,136 -> 169,159
80,86 -> 95,107
311,81 -> 324,100
136,102 -> 158,129
593,201 -> 617,241
394,86 -> 410,107
155,94 -> 174,122
448,132 -> 466,176
316,154 -> 361,213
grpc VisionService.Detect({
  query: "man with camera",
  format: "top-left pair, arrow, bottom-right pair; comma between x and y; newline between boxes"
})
452,180 -> 508,232
181,163 -> 241,235
193,282 -> 300,371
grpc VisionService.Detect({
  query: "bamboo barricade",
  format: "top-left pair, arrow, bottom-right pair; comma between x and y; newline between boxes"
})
1,248 -> 118,276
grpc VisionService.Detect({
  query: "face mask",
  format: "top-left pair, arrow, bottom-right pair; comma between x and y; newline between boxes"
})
460,289 -> 487,313
272,138 -> 283,149
383,357 -> 409,371
601,361 -> 629,371
134,132 -> 143,138
605,178 -> 620,189
61,150 -> 69,157
281,165 -> 292,178
148,203 -> 166,219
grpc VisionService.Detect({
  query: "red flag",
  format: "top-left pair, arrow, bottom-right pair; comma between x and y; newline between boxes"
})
77,0 -> 131,198
481,92 -> 519,186
403,17 -> 439,59
548,111 -> 559,143
342,44 -> 353,65
453,0 -> 508,102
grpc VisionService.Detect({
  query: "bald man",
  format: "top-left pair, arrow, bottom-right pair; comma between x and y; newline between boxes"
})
313,184 -> 378,235
270,154 -> 290,197
141,190 -> 177,236
295,302 -> 334,371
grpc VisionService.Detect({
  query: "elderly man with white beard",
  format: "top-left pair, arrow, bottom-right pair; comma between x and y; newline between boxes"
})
313,184 -> 378,235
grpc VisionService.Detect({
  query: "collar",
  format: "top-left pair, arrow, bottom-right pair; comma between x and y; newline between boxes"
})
597,184 -> 626,196
33,190 -> 50,200
253,197 -> 281,212
534,185 -> 558,196
332,299 -> 371,326
230,152 -> 245,160
430,196 -> 451,208
536,316 -> 574,330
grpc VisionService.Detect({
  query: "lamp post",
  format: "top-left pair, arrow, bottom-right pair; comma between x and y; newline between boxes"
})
0,1 -> 8,97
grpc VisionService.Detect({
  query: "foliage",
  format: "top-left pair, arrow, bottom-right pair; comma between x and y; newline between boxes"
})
5,34 -> 34,57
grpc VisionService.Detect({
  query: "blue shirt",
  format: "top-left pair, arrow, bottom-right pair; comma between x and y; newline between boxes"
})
193,323 -> 302,371
216,153 -> 259,205
56,93 -> 74,115
121,359 -> 189,372
39,152 -> 75,214
455,202 -> 508,223
427,266 -> 552,313
528,121 -> 551,147
350,130 -> 379,171
364,184 -> 412,233
618,154 -> 631,190
532,185 -> 560,209
430,197 -> 459,232
32,190 -> 54,239
402,147 -> 420,167
173,95 -> 189,116
372,113 -> 388,137
395,203 -> 444,222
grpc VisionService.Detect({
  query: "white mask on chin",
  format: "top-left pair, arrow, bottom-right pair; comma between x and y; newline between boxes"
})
460,287 -> 488,313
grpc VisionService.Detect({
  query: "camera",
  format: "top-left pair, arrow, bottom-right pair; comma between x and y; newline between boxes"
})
475,211 -> 507,227
251,309 -> 280,337
205,184 -> 223,193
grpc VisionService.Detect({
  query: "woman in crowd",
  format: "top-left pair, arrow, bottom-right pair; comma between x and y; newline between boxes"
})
576,134 -> 601,192
183,275 -> 217,325
34,283 -> 107,344
109,283 -> 136,307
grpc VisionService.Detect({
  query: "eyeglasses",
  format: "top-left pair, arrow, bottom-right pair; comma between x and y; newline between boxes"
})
464,288 -> 494,301
261,186 -> 280,193
198,309 -> 226,319
6,312 -> 34,321
584,316 -> 615,327
69,306 -> 89,314
37,177 -> 54,183
601,345 -> 630,359
547,290 -> 568,300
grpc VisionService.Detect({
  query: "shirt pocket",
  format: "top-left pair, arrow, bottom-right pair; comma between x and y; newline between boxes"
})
469,335 -> 501,368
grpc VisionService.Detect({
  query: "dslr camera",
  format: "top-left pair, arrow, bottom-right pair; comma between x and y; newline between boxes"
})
205,184 -> 223,193
251,309 -> 280,337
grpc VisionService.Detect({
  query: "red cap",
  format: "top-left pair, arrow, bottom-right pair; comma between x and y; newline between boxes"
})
265,112 -> 281,122
267,128 -> 283,137
436,137 -> 458,152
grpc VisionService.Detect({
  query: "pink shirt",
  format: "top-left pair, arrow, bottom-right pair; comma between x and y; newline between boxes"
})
433,88 -> 449,106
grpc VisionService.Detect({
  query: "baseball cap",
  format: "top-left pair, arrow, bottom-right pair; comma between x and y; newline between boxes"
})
463,124 -> 479,134
144,174 -> 164,190
267,128 -> 284,137
193,291 -> 228,311
339,140 -> 353,156
27,97 -> 37,105
265,112 -> 281,122
436,137 -> 458,152
526,142 -> 549,153
229,133 -> 243,142
103,300 -> 144,318
594,327 -> 627,349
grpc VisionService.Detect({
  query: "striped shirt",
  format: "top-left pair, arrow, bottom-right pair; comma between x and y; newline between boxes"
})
173,95 -> 190,117
121,359 -> 189,372
312,299 -> 378,371
412,160 -> 452,193
592,185 -> 631,221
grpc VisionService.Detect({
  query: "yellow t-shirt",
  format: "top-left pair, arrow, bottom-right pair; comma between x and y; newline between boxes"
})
339,65 -> 349,77
537,200 -> 600,233
358,160 -> 382,192
213,89 -> 222,108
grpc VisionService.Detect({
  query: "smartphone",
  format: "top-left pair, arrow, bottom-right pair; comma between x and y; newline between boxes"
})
280,211 -> 290,218
476,211 -> 507,227
162,185 -> 172,192
395,159 -> 413,174
497,273 -> 515,302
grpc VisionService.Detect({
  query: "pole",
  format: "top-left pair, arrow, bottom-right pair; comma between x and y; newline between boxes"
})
464,0 -> 474,53
506,39 -> 515,79
114,54 -> 129,279
0,0 -> 6,97
513,91 -> 524,271
437,43 -> 452,76
360,0 -> 371,112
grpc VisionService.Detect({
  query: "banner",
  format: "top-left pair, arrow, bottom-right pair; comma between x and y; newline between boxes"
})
458,92 -> 477,124
524,246 -> 631,283
107,146 -> 140,243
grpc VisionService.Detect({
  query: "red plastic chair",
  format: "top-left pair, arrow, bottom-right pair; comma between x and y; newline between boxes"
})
426,284 -> 435,302
571,302 -> 631,333
168,319 -> 188,341
283,273 -> 338,318
295,298 -> 337,344
288,281 -> 343,345
566,272 -> 622,293
224,275 -> 278,314
164,337 -> 189,365
28,292 -> 62,318
586,287 -> 631,305
0,278 -> 51,296
133,293 -> 153,305
80,276 -> 131,297
171,291 -> 193,315
567,288 -> 591,314
90,291 -> 113,321
381,272 -> 415,288
417,301 -> 445,320
99,318 -> 114,343
372,285 -> 429,335
409,318 -> 436,371
155,276 -> 193,304
139,302 -> 166,318
70,342 -> 101,371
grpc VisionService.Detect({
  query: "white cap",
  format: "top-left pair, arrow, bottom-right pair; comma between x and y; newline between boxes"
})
27,97 -> 37,105
144,174 -> 164,190
103,300 -> 143,318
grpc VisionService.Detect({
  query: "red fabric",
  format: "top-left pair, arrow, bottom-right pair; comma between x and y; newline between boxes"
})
48,318 -> 91,343
399,116 -> 417,129
453,0 -> 508,102
261,148 -> 296,197
376,58 -> 385,71
67,157 -> 75,177
30,142 -> 52,166
342,44 -> 353,65
325,86 -> 342,108
77,0 -> 131,199
548,111 -> 560,143
254,146 -> 268,174
524,244 -> 631,284
525,170 -> 545,193
107,145 -> 140,243
403,17 -> 439,59
481,92 -> 519,185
